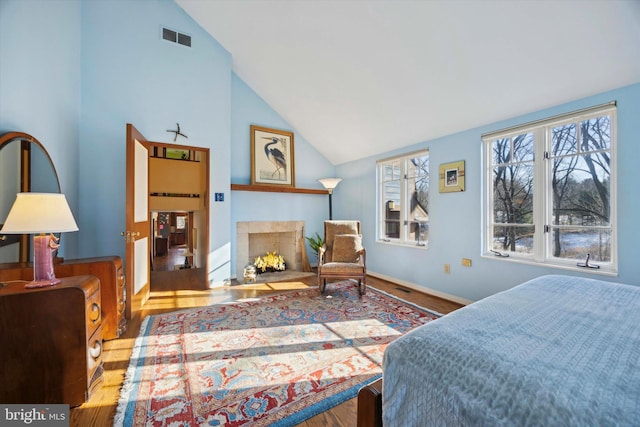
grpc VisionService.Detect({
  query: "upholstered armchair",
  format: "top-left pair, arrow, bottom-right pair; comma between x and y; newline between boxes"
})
317,220 -> 366,295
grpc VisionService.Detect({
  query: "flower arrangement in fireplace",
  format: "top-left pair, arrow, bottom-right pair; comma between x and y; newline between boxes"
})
254,251 -> 286,273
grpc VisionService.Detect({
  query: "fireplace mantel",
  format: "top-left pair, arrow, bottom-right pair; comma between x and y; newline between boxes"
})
231,184 -> 328,195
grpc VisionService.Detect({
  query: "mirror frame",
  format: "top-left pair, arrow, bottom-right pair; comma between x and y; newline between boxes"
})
0,131 -> 61,263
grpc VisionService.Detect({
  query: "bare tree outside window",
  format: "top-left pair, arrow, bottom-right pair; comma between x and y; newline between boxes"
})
485,105 -> 615,271
408,155 -> 429,244
379,151 -> 429,246
491,134 -> 534,253
549,116 -> 611,261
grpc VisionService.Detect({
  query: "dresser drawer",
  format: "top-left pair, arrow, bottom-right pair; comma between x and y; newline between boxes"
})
0,275 -> 103,406
117,266 -> 125,290
0,256 -> 127,340
86,288 -> 101,336
86,325 -> 104,398
117,266 -> 125,315
116,264 -> 127,335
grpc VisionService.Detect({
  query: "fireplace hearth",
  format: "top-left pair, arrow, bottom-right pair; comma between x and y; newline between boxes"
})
236,221 -> 305,280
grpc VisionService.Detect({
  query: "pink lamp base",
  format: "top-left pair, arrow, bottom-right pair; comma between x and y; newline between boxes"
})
26,234 -> 61,289
25,278 -> 62,289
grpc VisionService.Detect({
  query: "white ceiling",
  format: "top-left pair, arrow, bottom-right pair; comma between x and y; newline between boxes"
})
176,0 -> 640,165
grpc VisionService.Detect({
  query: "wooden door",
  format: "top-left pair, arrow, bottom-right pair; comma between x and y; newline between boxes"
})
123,124 -> 151,319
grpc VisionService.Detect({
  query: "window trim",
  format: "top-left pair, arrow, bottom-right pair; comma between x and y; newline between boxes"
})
377,149 -> 429,248
482,103 -> 617,275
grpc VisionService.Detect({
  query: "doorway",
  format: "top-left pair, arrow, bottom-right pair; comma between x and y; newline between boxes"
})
147,142 -> 209,290
125,124 -> 211,320
151,211 -> 192,271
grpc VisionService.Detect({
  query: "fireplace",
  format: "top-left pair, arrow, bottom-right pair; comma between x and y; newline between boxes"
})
236,221 -> 306,280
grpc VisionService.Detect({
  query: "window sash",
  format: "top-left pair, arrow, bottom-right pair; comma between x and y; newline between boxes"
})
484,105 -> 616,272
378,150 -> 429,246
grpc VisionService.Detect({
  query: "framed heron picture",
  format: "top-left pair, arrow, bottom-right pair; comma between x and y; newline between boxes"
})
250,125 -> 295,187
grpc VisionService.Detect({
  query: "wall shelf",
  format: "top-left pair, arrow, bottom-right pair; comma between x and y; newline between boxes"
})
231,184 -> 329,195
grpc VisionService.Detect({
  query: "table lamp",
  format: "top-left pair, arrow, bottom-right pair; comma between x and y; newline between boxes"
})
318,178 -> 342,220
1,193 -> 79,288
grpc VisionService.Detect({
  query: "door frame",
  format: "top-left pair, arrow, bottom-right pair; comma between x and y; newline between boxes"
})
146,140 -> 209,275
125,124 -> 210,319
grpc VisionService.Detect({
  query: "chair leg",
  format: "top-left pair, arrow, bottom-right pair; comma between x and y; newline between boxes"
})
320,279 -> 326,294
358,279 -> 366,295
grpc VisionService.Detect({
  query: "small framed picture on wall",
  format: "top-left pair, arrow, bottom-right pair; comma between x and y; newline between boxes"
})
439,160 -> 465,193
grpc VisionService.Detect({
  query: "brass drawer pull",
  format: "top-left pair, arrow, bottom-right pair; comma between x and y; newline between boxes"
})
90,303 -> 100,322
89,340 -> 102,360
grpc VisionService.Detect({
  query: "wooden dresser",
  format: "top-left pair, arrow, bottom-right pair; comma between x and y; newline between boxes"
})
0,275 -> 103,406
0,256 -> 126,340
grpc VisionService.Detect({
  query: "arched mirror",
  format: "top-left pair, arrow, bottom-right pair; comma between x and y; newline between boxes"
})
0,132 -> 61,263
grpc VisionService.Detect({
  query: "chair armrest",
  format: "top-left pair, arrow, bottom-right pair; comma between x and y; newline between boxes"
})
318,244 -> 328,265
357,247 -> 366,267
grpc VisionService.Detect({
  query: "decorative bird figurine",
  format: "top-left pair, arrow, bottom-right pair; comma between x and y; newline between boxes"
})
262,137 -> 287,179
167,123 -> 188,141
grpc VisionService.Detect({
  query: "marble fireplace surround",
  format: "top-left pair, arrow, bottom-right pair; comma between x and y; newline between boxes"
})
236,221 -> 305,280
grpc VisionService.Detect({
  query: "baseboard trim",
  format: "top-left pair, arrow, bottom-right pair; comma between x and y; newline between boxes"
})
368,271 -> 473,306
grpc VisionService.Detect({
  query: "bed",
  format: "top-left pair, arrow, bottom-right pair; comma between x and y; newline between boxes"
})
380,274 -> 640,426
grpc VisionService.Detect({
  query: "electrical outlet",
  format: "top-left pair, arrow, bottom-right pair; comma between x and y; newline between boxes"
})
461,258 -> 472,267
444,263 -> 450,274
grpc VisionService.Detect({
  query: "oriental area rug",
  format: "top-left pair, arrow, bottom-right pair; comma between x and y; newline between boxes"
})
114,281 -> 440,426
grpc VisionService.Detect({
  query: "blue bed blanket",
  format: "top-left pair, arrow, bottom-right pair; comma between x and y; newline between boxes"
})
382,275 -> 640,426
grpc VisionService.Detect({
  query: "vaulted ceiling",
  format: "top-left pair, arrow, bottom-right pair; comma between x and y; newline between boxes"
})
177,0 -> 640,165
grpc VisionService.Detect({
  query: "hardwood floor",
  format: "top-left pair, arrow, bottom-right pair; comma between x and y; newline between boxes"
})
152,244 -> 190,272
70,273 -> 464,426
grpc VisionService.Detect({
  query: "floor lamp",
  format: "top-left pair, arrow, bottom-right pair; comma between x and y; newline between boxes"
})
318,178 -> 342,220
1,192 -> 79,288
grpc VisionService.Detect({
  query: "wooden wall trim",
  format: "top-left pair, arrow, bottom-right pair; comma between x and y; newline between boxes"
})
231,184 -> 328,195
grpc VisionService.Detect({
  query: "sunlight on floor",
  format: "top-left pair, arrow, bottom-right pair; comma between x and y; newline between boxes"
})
225,281 -> 312,291
123,318 -> 393,401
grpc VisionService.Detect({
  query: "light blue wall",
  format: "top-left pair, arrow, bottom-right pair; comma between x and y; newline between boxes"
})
0,0 -> 81,259
3,0 -> 638,300
230,74 -> 336,272
1,0 -> 233,283
336,83 -> 640,301
78,0 -> 232,284
0,0 -> 335,282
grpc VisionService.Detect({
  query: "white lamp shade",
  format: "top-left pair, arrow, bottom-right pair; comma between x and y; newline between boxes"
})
1,193 -> 79,234
318,178 -> 342,190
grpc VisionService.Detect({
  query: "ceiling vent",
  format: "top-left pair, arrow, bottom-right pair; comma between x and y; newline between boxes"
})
162,27 -> 191,48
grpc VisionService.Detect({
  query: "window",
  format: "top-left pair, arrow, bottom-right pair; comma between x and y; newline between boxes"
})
176,215 -> 186,230
483,103 -> 616,272
378,150 -> 429,246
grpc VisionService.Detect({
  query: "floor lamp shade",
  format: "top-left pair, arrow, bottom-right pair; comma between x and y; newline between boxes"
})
318,178 -> 342,193
1,193 -> 79,288
318,178 -> 342,220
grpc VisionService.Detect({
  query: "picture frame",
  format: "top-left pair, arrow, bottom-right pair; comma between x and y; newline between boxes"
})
250,125 -> 295,187
165,148 -> 191,160
439,160 -> 465,193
